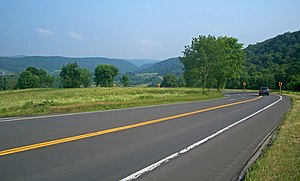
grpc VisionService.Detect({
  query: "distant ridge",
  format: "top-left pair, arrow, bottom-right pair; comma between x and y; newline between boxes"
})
138,63 -> 156,70
0,56 -> 139,73
124,59 -> 160,67
138,57 -> 184,76
11,55 -> 27,58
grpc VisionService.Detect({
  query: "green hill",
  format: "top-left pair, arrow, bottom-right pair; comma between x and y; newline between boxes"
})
138,57 -> 183,76
245,30 -> 300,66
0,56 -> 139,73
242,30 -> 300,90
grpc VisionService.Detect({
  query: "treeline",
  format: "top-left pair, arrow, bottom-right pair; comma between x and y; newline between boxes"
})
16,67 -> 54,89
0,63 -> 128,90
228,30 -> 300,91
0,56 -> 138,73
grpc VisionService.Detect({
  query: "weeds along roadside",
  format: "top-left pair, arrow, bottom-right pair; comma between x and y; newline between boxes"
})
0,87 -> 223,117
244,92 -> 300,181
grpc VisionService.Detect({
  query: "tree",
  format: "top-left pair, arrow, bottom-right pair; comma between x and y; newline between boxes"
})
80,68 -> 93,88
120,74 -> 130,87
0,77 -> 3,90
60,63 -> 81,88
16,67 -> 53,89
0,76 -> 9,90
286,75 -> 300,91
213,37 -> 244,91
17,71 -> 40,89
94,64 -> 119,87
161,73 -> 178,87
180,35 -> 244,92
181,35 -> 222,92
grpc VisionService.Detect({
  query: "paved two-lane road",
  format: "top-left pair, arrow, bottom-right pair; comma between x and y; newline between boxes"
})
0,93 -> 290,181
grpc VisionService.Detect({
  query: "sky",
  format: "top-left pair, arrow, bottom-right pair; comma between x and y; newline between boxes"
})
0,0 -> 300,60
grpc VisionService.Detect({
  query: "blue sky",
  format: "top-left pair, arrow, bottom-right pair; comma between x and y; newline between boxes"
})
1,0 -> 299,59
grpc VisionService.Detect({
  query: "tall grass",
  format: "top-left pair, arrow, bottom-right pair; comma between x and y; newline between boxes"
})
0,87 -> 223,117
245,92 -> 300,181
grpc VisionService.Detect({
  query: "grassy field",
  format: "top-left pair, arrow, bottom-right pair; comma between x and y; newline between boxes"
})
245,92 -> 300,181
0,87 -> 223,117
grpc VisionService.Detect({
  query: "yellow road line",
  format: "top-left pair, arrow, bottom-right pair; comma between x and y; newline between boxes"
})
0,96 -> 261,157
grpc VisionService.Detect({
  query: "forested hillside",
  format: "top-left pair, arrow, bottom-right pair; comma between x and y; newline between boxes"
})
138,58 -> 183,76
0,56 -> 138,73
237,30 -> 300,90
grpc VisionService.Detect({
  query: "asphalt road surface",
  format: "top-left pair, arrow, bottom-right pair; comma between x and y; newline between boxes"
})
0,93 -> 290,181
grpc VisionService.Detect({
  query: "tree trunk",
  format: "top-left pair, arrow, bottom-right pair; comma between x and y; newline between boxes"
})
217,81 -> 220,91
203,76 -> 207,94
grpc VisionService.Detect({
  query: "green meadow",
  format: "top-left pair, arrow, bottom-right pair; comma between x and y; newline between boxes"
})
0,87 -> 223,117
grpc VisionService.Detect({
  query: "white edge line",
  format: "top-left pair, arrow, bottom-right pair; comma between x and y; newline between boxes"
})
120,95 -> 283,181
0,96 -> 230,123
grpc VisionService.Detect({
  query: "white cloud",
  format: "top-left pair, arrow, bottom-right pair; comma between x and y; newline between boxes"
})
69,32 -> 84,40
36,28 -> 54,35
179,8 -> 216,13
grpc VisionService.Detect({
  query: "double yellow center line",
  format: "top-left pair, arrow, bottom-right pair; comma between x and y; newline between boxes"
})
0,96 -> 261,157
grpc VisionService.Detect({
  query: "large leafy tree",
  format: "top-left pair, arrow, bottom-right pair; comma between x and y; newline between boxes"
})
60,63 -> 81,88
180,35 -> 244,92
213,37 -> 244,90
161,73 -> 178,87
94,64 -> 119,87
17,67 -> 54,89
17,71 -> 39,89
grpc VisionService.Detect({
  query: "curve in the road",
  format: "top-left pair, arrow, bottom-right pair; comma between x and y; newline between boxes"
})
120,95 -> 282,181
0,96 -> 261,157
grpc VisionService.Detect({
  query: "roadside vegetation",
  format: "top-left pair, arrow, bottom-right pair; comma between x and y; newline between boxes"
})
0,87 -> 223,117
245,92 -> 300,181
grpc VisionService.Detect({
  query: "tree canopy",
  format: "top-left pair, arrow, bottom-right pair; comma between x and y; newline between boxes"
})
17,67 -> 54,89
180,35 -> 244,92
94,64 -> 119,87
59,63 -> 81,88
161,73 -> 179,87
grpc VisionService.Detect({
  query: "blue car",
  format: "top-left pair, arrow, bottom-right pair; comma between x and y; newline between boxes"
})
259,87 -> 270,96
